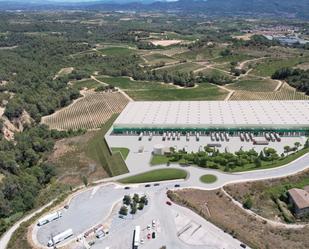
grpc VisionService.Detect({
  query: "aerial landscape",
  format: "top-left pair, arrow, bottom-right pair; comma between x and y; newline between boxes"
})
1,0 -> 309,249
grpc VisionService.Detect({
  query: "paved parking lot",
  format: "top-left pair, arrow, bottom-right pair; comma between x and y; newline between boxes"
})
34,183 -> 246,249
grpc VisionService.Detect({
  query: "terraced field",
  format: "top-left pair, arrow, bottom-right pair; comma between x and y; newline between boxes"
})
42,91 -> 129,130
230,83 -> 309,100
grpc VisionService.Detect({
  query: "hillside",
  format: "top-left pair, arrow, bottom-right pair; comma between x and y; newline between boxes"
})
1,0 -> 309,19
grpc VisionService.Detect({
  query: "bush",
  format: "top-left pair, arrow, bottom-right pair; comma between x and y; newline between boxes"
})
243,196 -> 253,209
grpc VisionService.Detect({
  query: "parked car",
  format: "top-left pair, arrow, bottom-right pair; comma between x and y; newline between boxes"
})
96,230 -> 105,239
152,220 -> 156,227
154,183 -> 160,186
145,184 -> 151,187
147,225 -> 151,230
152,232 -> 156,239
147,233 -> 151,239
124,186 -> 130,190
166,201 -> 172,206
174,184 -> 180,187
240,243 -> 247,248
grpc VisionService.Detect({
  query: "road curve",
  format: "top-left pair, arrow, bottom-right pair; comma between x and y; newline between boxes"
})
1,153 -> 309,249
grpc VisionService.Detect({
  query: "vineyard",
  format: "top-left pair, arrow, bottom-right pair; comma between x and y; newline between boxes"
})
42,91 -> 129,130
230,83 -> 309,100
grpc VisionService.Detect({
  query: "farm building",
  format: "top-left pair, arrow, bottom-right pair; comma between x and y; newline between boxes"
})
112,101 -> 309,135
288,186 -> 309,218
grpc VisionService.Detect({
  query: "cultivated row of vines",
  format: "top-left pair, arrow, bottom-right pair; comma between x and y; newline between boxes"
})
42,92 -> 129,130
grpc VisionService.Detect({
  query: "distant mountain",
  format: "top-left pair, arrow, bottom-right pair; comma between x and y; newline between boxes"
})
0,0 -> 309,19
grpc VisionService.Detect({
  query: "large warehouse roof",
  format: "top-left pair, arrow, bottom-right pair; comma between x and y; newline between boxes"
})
113,101 -> 309,130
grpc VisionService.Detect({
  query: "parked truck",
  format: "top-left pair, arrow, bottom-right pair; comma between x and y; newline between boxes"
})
133,226 -> 140,249
37,211 -> 62,226
47,229 -> 73,247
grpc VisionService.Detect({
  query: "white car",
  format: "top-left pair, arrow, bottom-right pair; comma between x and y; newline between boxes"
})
140,239 -> 144,244
147,225 -> 151,230
152,220 -> 156,227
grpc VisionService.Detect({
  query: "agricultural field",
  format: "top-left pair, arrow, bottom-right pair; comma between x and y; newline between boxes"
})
99,46 -> 136,56
251,57 -> 309,77
70,79 -> 103,90
142,53 -> 178,65
96,76 -> 176,90
156,62 -> 204,73
227,78 -> 278,92
96,76 -> 228,101
230,83 -> 309,100
41,91 -> 129,130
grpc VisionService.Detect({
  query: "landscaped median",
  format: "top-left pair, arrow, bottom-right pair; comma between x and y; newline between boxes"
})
151,145 -> 309,173
118,169 -> 187,184
200,174 -> 217,184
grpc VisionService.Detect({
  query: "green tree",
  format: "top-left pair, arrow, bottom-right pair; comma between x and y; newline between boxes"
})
119,206 -> 128,216
123,195 -> 132,206
294,142 -> 301,151
284,145 -> 291,155
133,193 -> 139,203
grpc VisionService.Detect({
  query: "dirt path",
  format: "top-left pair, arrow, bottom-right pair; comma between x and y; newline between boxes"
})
274,79 -> 284,91
90,75 -> 108,86
211,84 -> 235,101
222,188 -> 306,229
237,57 -> 267,70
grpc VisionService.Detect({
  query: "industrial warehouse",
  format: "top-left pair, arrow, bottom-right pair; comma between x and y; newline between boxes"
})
113,100 -> 309,136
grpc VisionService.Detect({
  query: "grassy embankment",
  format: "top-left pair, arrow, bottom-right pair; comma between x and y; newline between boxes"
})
111,147 -> 130,160
86,115 -> 129,176
119,169 -> 187,184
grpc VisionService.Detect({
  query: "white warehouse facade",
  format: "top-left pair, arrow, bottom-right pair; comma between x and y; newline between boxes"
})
113,101 -> 309,135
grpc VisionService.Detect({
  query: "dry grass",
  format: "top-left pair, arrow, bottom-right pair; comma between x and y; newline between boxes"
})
150,39 -> 182,46
224,170 -> 309,222
41,91 -> 129,130
48,131 -> 108,186
169,189 -> 309,249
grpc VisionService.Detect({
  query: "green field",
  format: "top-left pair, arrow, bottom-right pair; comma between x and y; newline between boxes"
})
200,174 -> 217,184
71,79 -> 102,90
111,147 -> 130,160
175,47 -> 222,61
150,155 -> 170,165
119,169 -> 188,184
96,76 -> 175,90
96,76 -> 227,100
251,57 -> 309,77
99,46 -> 136,56
85,115 -> 129,176
157,62 -> 203,73
143,53 -> 178,65
213,53 -> 255,64
128,83 -> 228,101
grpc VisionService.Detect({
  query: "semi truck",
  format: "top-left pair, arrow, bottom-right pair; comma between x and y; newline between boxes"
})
47,229 -> 73,247
37,211 -> 62,226
133,226 -> 140,249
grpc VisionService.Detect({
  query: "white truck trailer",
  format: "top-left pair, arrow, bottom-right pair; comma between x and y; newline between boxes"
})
37,211 -> 62,226
133,226 -> 140,249
47,228 -> 73,247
